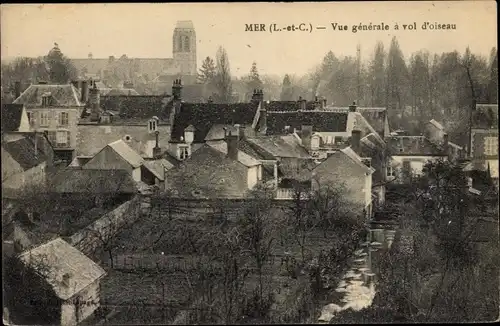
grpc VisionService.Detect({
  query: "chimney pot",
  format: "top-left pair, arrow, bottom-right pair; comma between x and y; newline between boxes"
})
349,101 -> 357,112
14,81 -> 21,99
226,131 -> 239,160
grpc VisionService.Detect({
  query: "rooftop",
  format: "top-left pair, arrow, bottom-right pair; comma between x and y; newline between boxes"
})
13,84 -> 83,107
19,238 -> 107,301
207,140 -> 261,167
472,103 -> 498,129
389,136 -> 447,156
2,136 -> 47,170
106,139 -> 145,168
1,104 -> 25,132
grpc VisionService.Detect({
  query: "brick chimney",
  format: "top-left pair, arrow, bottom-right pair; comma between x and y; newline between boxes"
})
153,130 -> 162,159
172,79 -> 183,100
226,131 -> 239,160
322,97 -> 327,109
350,129 -> 362,154
14,81 -> 21,99
314,96 -> 321,110
301,125 -> 313,150
298,96 -> 306,111
81,80 -> 89,103
89,83 -> 101,122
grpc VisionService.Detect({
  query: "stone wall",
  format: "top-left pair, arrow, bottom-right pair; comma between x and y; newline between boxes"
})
69,195 -> 142,256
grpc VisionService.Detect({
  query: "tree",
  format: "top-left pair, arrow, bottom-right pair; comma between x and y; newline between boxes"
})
45,43 -> 77,84
213,46 -> 233,103
368,41 -> 386,107
246,61 -> 263,93
197,56 -> 216,84
386,37 -> 409,114
280,74 -> 294,101
1,57 -> 49,90
487,48 -> 498,104
239,189 -> 277,314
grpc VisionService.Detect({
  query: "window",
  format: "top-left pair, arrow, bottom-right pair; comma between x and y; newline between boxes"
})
311,136 -> 320,150
40,112 -> 49,127
47,131 -> 57,145
41,95 -> 52,107
59,112 -> 69,126
56,130 -> 69,147
148,119 -> 158,133
179,146 -> 189,160
387,165 -> 396,177
326,136 -> 333,144
485,137 -> 498,156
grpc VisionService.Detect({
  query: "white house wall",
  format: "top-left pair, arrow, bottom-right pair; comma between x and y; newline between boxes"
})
391,155 -> 447,176
132,167 -> 141,182
247,165 -> 259,189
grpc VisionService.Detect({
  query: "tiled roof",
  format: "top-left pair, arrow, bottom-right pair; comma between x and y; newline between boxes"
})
265,111 -> 348,135
246,135 -> 311,158
1,104 -> 25,132
389,136 -> 446,156
106,139 -> 145,168
472,104 -> 498,129
2,136 -> 46,170
19,238 -> 106,301
13,84 -> 83,107
264,100 -> 316,112
279,158 -> 317,181
51,169 -> 138,193
341,147 -> 376,174
170,102 -> 259,142
204,124 -> 255,141
356,107 -> 387,137
207,140 -> 261,167
238,138 -> 275,160
143,161 -> 166,181
98,95 -> 173,121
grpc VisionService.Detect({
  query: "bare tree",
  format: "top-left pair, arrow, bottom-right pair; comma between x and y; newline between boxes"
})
213,46 -> 233,103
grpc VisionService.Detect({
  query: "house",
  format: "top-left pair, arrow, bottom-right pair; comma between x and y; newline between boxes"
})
167,82 -> 262,161
80,139 -> 164,186
1,103 -> 31,133
424,118 -> 465,161
387,135 -> 449,183
13,82 -> 86,163
254,100 -> 389,160
469,103 -> 498,188
2,132 -> 53,194
302,144 -> 376,219
17,238 -> 107,326
49,169 -> 138,206
165,132 -> 263,199
76,83 -> 173,159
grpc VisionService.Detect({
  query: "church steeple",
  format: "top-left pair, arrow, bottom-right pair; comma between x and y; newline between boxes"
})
172,20 -> 197,76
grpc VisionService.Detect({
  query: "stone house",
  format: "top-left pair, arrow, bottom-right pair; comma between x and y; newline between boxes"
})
17,238 -> 107,326
80,139 -> 164,186
469,103 -> 498,188
13,83 -> 86,163
166,133 -> 263,199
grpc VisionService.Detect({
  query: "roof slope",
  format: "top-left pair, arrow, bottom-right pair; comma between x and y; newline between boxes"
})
13,84 -> 83,107
389,136 -> 446,156
170,102 -> 259,142
98,95 -> 172,121
341,147 -> 376,174
207,140 -> 261,167
2,136 -> 46,170
107,139 -> 145,168
247,135 -> 311,158
19,238 -> 106,301
1,104 -> 25,132
51,169 -> 138,193
265,111 -> 348,135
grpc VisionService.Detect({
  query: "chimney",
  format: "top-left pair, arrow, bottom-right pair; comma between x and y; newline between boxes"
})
207,96 -> 213,104
172,79 -> 182,100
301,125 -> 313,150
89,83 -> 101,122
226,131 -> 239,160
443,133 -> 449,154
81,80 -> 89,103
14,81 -> 21,99
153,130 -> 162,159
349,101 -> 357,112
322,97 -> 327,109
350,129 -> 362,154
235,124 -> 245,140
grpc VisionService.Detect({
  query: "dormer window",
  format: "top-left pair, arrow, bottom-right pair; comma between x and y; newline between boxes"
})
41,92 -> 52,107
148,116 -> 159,133
311,135 -> 320,150
184,125 -> 196,144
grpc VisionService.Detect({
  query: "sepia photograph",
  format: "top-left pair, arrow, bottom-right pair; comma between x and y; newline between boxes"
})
1,1 -> 498,325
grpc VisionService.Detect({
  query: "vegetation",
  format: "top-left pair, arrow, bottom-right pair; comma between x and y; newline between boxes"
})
334,160 -> 499,323
212,46 -> 233,103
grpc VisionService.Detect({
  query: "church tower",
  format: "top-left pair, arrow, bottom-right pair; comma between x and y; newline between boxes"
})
172,20 -> 197,76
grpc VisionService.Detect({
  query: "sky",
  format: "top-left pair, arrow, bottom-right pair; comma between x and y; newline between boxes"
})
1,2 -> 497,77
